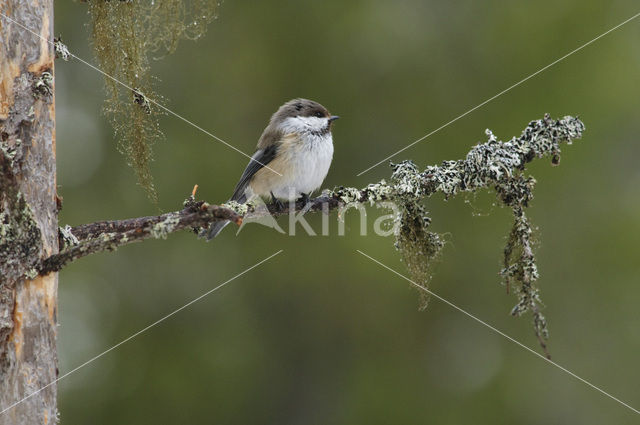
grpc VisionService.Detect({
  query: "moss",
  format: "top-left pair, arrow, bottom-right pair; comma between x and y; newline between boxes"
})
87,0 -> 221,202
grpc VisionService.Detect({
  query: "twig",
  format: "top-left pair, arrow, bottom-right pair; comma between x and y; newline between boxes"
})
41,201 -> 240,274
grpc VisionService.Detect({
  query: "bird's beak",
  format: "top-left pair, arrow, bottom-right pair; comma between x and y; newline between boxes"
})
328,115 -> 340,123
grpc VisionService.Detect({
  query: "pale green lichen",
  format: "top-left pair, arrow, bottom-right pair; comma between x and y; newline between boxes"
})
361,180 -> 393,204
87,0 -> 221,202
0,190 -> 42,285
96,232 -> 122,252
32,71 -> 53,99
58,224 -> 79,250
391,160 -> 424,198
0,212 -> 8,238
376,116 -> 583,352
150,214 -> 181,239
0,139 -> 20,166
222,200 -> 249,215
53,36 -> 70,61
145,0 -> 221,55
24,268 -> 38,280
329,182 -> 393,206
421,115 -> 584,198
501,205 -> 548,342
332,186 -> 363,204
98,233 -> 114,243
390,161 -> 444,308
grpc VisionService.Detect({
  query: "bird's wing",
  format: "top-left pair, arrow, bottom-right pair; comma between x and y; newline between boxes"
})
230,144 -> 279,202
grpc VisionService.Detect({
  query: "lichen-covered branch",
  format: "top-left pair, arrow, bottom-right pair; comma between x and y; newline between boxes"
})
38,114 -> 583,356
328,113 -> 583,356
386,114 -> 583,357
40,190 -> 369,276
41,200 -> 241,275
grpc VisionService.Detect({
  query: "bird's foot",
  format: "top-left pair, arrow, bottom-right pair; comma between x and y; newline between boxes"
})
271,192 -> 285,211
298,193 -> 313,214
298,192 -> 310,205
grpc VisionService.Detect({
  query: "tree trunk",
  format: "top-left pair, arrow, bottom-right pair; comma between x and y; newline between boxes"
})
0,1 -> 58,423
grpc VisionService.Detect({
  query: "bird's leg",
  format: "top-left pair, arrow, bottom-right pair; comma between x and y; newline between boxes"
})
271,191 -> 285,210
298,192 -> 310,205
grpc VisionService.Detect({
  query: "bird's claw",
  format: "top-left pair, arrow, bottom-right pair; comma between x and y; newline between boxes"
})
298,193 -> 313,214
271,192 -> 285,211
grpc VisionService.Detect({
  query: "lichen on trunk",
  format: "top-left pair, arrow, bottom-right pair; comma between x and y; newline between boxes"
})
0,0 -> 59,422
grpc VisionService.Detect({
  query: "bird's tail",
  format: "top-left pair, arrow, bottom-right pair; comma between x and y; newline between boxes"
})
203,193 -> 247,241
204,220 -> 230,240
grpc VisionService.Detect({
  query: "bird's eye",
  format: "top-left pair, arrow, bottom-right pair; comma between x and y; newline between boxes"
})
314,111 -> 324,118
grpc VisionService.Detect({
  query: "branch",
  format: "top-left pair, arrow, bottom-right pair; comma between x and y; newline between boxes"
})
40,114 -> 584,277
35,114 -> 585,356
67,201 -> 239,240
40,201 -> 241,275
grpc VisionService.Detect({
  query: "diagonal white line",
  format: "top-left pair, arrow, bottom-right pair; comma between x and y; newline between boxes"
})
356,249 -> 640,415
0,250 -> 283,416
357,11 -> 640,176
0,12 -> 283,176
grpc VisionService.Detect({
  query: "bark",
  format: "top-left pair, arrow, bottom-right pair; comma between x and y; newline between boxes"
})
0,1 -> 58,424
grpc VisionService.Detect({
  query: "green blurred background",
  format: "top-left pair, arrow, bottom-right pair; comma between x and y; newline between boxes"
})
53,1 -> 639,423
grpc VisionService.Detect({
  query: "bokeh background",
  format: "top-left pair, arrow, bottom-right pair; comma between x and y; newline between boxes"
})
53,1 -> 639,423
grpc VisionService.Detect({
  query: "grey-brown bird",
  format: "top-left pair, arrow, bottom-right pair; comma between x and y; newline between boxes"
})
206,98 -> 339,239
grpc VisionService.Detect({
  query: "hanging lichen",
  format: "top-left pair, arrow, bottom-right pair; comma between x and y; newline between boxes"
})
337,115 -> 583,356
87,0 -> 221,201
498,177 -> 550,358
390,161 -> 444,309
145,0 -> 221,55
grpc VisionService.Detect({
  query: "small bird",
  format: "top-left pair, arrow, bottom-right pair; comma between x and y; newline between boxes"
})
206,98 -> 339,239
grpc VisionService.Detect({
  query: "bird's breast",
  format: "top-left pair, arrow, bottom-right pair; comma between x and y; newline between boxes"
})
257,132 -> 333,199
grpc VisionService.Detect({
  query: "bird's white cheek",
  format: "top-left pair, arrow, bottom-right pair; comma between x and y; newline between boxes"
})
279,116 -> 328,133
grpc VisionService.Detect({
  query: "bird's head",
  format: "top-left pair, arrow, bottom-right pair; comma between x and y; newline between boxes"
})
272,98 -> 339,136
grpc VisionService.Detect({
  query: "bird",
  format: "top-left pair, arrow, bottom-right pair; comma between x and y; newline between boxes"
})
205,98 -> 339,239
